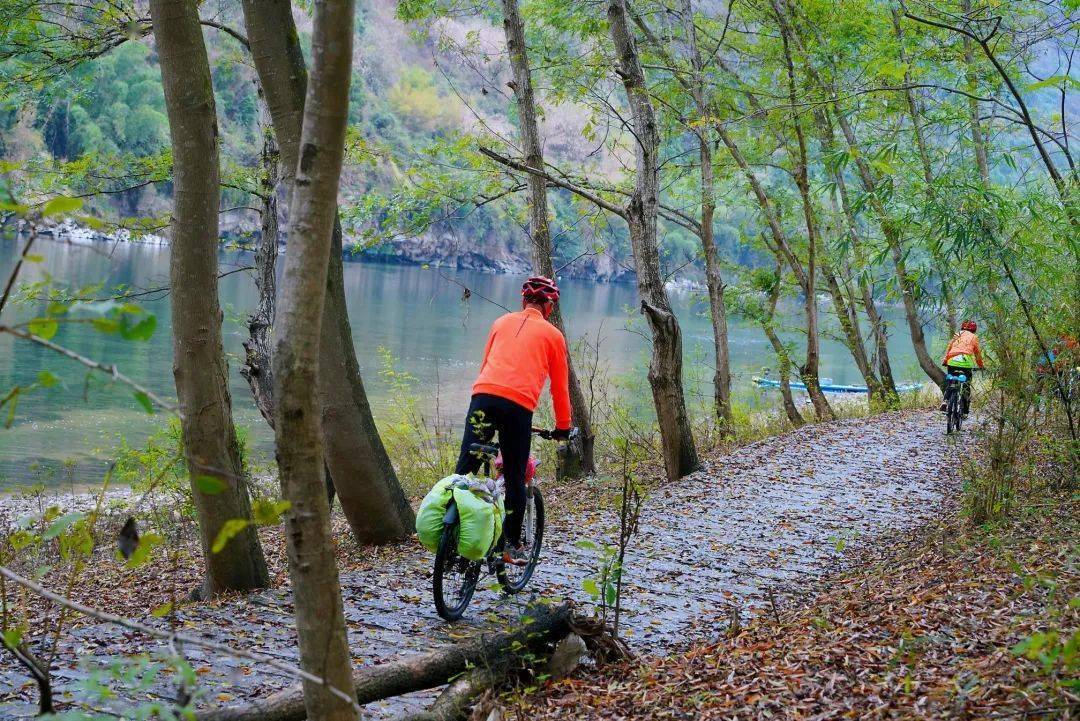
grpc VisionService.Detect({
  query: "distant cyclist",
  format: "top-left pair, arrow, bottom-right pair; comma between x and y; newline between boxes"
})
940,319 -> 985,415
455,276 -> 572,566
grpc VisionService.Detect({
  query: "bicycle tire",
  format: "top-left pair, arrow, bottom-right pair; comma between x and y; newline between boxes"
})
947,390 -> 960,434
497,486 -> 545,594
433,519 -> 480,621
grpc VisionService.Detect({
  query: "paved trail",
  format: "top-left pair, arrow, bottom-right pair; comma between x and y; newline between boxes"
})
0,410 -> 958,717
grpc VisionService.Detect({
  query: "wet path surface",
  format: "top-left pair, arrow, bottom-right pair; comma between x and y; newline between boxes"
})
0,411 -> 958,717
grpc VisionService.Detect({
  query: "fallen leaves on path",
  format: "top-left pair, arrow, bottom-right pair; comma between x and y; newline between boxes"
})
517,495 -> 1078,720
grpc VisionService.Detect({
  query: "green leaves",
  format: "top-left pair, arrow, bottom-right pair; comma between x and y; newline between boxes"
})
43,511 -> 86,540
1025,75 -> 1080,92
194,475 -> 227,495
119,313 -> 156,341
133,391 -> 154,414
36,370 -> 59,388
211,519 -> 251,554
252,499 -> 292,526
213,498 -> 292,553
42,195 -> 84,218
28,317 -> 58,340
124,532 -> 162,569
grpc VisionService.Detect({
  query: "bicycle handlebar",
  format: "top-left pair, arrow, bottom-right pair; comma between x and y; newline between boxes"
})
531,426 -> 579,441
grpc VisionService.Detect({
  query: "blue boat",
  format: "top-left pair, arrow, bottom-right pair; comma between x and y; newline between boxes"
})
752,375 -> 923,394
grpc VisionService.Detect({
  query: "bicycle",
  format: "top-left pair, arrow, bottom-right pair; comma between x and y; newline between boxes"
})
432,427 -> 569,621
943,368 -> 977,435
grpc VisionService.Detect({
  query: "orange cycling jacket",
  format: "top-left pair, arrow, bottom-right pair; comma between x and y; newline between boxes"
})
941,329 -> 985,368
472,307 -> 572,430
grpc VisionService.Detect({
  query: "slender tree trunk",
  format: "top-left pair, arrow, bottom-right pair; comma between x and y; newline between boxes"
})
780,3 -> 945,390
959,1 -> 991,187
762,263 -> 805,428
270,0 -> 360,717
149,0 -> 269,596
241,97 -> 280,426
891,9 -> 959,335
825,103 -> 945,389
241,0 -> 414,542
608,0 -> 699,480
679,0 -> 732,427
775,7 -> 833,420
500,0 -> 596,475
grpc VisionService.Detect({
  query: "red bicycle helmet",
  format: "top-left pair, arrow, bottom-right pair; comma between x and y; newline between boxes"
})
961,319 -> 977,332
521,275 -> 560,303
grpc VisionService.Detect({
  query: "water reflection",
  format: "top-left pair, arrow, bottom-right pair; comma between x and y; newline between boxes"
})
0,235 -> 923,487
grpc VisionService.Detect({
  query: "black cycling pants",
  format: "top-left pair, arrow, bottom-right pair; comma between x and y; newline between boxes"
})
454,393 -> 533,546
946,365 -> 973,413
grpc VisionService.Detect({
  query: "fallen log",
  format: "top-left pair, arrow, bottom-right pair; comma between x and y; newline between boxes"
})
198,601 -> 572,721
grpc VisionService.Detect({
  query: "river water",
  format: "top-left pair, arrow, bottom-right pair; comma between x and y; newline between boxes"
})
0,235 -> 924,488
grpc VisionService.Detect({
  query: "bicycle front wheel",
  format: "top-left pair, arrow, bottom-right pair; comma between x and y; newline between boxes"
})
433,519 -> 481,621
497,486 -> 545,594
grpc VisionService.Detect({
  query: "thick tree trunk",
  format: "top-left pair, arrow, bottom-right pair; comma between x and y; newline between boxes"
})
241,0 -> 414,542
197,603 -> 572,721
679,0 -> 732,428
320,218 -> 415,541
149,0 -> 269,596
500,0 -> 596,476
608,0 -> 699,480
270,0 -> 360,718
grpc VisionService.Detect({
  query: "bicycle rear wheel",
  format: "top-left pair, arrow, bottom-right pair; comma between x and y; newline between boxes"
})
433,519 -> 481,621
947,391 -> 961,434
497,486 -> 545,594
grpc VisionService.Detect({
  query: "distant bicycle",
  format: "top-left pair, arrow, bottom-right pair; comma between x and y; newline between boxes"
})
943,368 -> 982,434
943,370 -> 967,434
432,428 -> 569,621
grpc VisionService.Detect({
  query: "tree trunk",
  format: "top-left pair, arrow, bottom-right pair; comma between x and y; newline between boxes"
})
608,0 -> 699,481
774,7 -> 833,421
197,602 -> 572,721
270,0 -> 360,718
762,264 -> 805,428
779,4 -> 945,391
830,163 -> 899,402
890,9 -> 958,335
830,107 -> 946,389
320,217 -> 416,541
960,0 -> 991,187
149,0 -> 269,597
500,0 -> 596,476
820,259 -> 884,402
241,97 -> 280,426
241,0 -> 414,543
679,0 -> 732,428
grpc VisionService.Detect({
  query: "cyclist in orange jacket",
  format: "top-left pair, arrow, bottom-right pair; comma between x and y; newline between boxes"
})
455,276 -> 572,565
940,319 -> 985,414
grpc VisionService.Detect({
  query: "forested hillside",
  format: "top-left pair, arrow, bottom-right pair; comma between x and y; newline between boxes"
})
1,1 -> 734,278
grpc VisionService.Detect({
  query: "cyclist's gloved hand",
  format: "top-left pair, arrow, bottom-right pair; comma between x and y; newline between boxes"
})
552,427 -> 572,441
